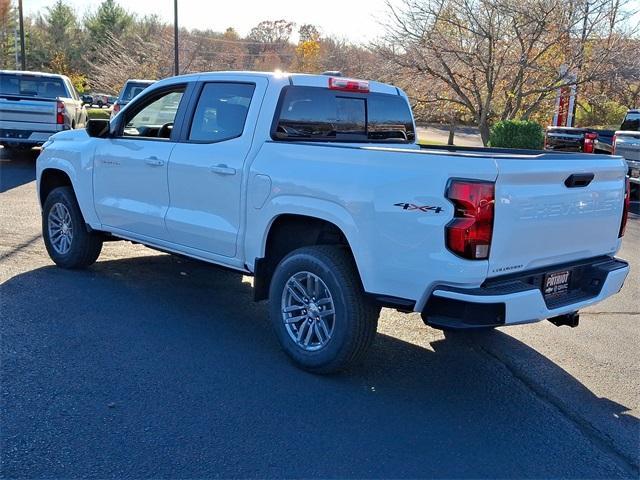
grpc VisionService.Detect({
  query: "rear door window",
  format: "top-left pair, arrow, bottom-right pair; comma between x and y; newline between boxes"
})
273,86 -> 415,143
188,82 -> 255,143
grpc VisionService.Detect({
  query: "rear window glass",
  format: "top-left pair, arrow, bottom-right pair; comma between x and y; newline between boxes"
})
120,82 -> 153,102
0,73 -> 67,98
273,86 -> 415,143
620,112 -> 640,131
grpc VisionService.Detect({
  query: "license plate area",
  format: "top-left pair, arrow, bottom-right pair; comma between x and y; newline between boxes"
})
543,270 -> 571,299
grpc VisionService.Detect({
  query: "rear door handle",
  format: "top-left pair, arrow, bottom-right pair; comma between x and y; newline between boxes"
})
145,156 -> 165,167
565,173 -> 594,188
210,164 -> 236,175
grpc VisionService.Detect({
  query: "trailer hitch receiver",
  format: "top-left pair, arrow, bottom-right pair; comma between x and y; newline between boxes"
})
548,311 -> 580,328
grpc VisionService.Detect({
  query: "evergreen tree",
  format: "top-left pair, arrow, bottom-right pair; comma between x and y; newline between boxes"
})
27,0 -> 86,75
85,0 -> 133,43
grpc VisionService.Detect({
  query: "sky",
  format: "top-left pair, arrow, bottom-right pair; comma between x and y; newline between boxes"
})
23,0 -> 396,43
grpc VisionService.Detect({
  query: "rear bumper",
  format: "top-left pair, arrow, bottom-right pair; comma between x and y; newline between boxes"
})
0,127 -> 64,146
422,257 -> 629,329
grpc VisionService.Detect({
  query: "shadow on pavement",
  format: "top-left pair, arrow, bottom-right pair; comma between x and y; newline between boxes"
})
0,147 -> 39,193
1,253 -> 637,478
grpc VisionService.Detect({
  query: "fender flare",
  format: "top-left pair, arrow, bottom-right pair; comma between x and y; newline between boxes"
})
246,195 -> 374,292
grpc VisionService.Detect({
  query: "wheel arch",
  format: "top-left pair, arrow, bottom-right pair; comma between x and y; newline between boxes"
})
39,168 -> 75,207
253,212 -> 366,301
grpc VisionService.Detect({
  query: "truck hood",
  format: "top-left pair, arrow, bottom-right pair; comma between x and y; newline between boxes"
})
50,128 -> 89,142
43,128 -> 89,149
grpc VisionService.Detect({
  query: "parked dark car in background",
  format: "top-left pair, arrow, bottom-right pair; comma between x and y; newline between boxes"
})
544,124 -> 615,154
111,79 -> 155,118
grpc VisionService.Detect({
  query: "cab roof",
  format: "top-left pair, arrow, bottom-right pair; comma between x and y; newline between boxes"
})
162,71 -> 401,95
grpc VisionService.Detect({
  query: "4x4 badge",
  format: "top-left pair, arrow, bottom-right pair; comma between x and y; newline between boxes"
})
394,203 -> 443,213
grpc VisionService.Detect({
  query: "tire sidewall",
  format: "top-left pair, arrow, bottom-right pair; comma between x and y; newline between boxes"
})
269,250 -> 357,371
42,187 -> 87,268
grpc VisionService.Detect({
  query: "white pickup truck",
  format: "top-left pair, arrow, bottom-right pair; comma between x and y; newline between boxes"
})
36,72 -> 631,373
1,70 -> 86,150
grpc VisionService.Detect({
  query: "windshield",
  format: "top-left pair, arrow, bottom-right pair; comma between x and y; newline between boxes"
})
0,73 -> 67,98
620,112 -> 640,131
119,82 -> 153,103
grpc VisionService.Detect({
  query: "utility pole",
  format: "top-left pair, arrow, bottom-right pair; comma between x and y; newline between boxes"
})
173,0 -> 179,76
18,0 -> 26,70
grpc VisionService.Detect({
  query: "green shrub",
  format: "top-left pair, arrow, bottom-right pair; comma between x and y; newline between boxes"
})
86,108 -> 111,120
489,120 -> 544,150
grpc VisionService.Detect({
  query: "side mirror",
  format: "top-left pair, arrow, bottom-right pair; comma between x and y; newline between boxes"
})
86,119 -> 110,138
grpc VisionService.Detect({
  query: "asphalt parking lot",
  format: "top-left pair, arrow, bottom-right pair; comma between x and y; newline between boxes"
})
1,147 -> 638,479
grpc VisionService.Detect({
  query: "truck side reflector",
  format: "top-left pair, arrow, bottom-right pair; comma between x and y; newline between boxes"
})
445,180 -> 495,260
328,77 -> 370,93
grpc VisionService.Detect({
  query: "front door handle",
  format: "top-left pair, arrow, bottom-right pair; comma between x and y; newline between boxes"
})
210,164 -> 236,175
145,156 -> 165,167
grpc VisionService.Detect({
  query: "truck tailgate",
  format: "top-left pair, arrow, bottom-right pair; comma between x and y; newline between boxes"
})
488,154 -> 626,277
0,96 -> 57,125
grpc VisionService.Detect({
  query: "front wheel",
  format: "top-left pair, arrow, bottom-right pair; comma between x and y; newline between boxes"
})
269,246 -> 379,374
42,186 -> 103,269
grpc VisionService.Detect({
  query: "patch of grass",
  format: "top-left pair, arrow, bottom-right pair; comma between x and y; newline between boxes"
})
86,108 -> 111,120
417,138 -> 446,146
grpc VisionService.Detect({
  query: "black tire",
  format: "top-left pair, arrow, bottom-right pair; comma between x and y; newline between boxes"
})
269,245 -> 379,374
97,100 -> 103,108
42,186 -> 103,269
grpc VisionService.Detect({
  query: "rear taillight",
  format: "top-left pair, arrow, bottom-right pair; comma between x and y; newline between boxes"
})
619,176 -> 630,237
56,100 -> 65,124
612,134 -> 617,155
445,180 -> 495,260
328,77 -> 370,93
583,131 -> 597,154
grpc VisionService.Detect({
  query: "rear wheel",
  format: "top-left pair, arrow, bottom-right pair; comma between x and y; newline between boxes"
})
269,245 -> 379,374
42,186 -> 103,269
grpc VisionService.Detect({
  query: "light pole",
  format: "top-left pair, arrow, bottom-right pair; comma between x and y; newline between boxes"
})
18,0 -> 26,70
173,0 -> 179,76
